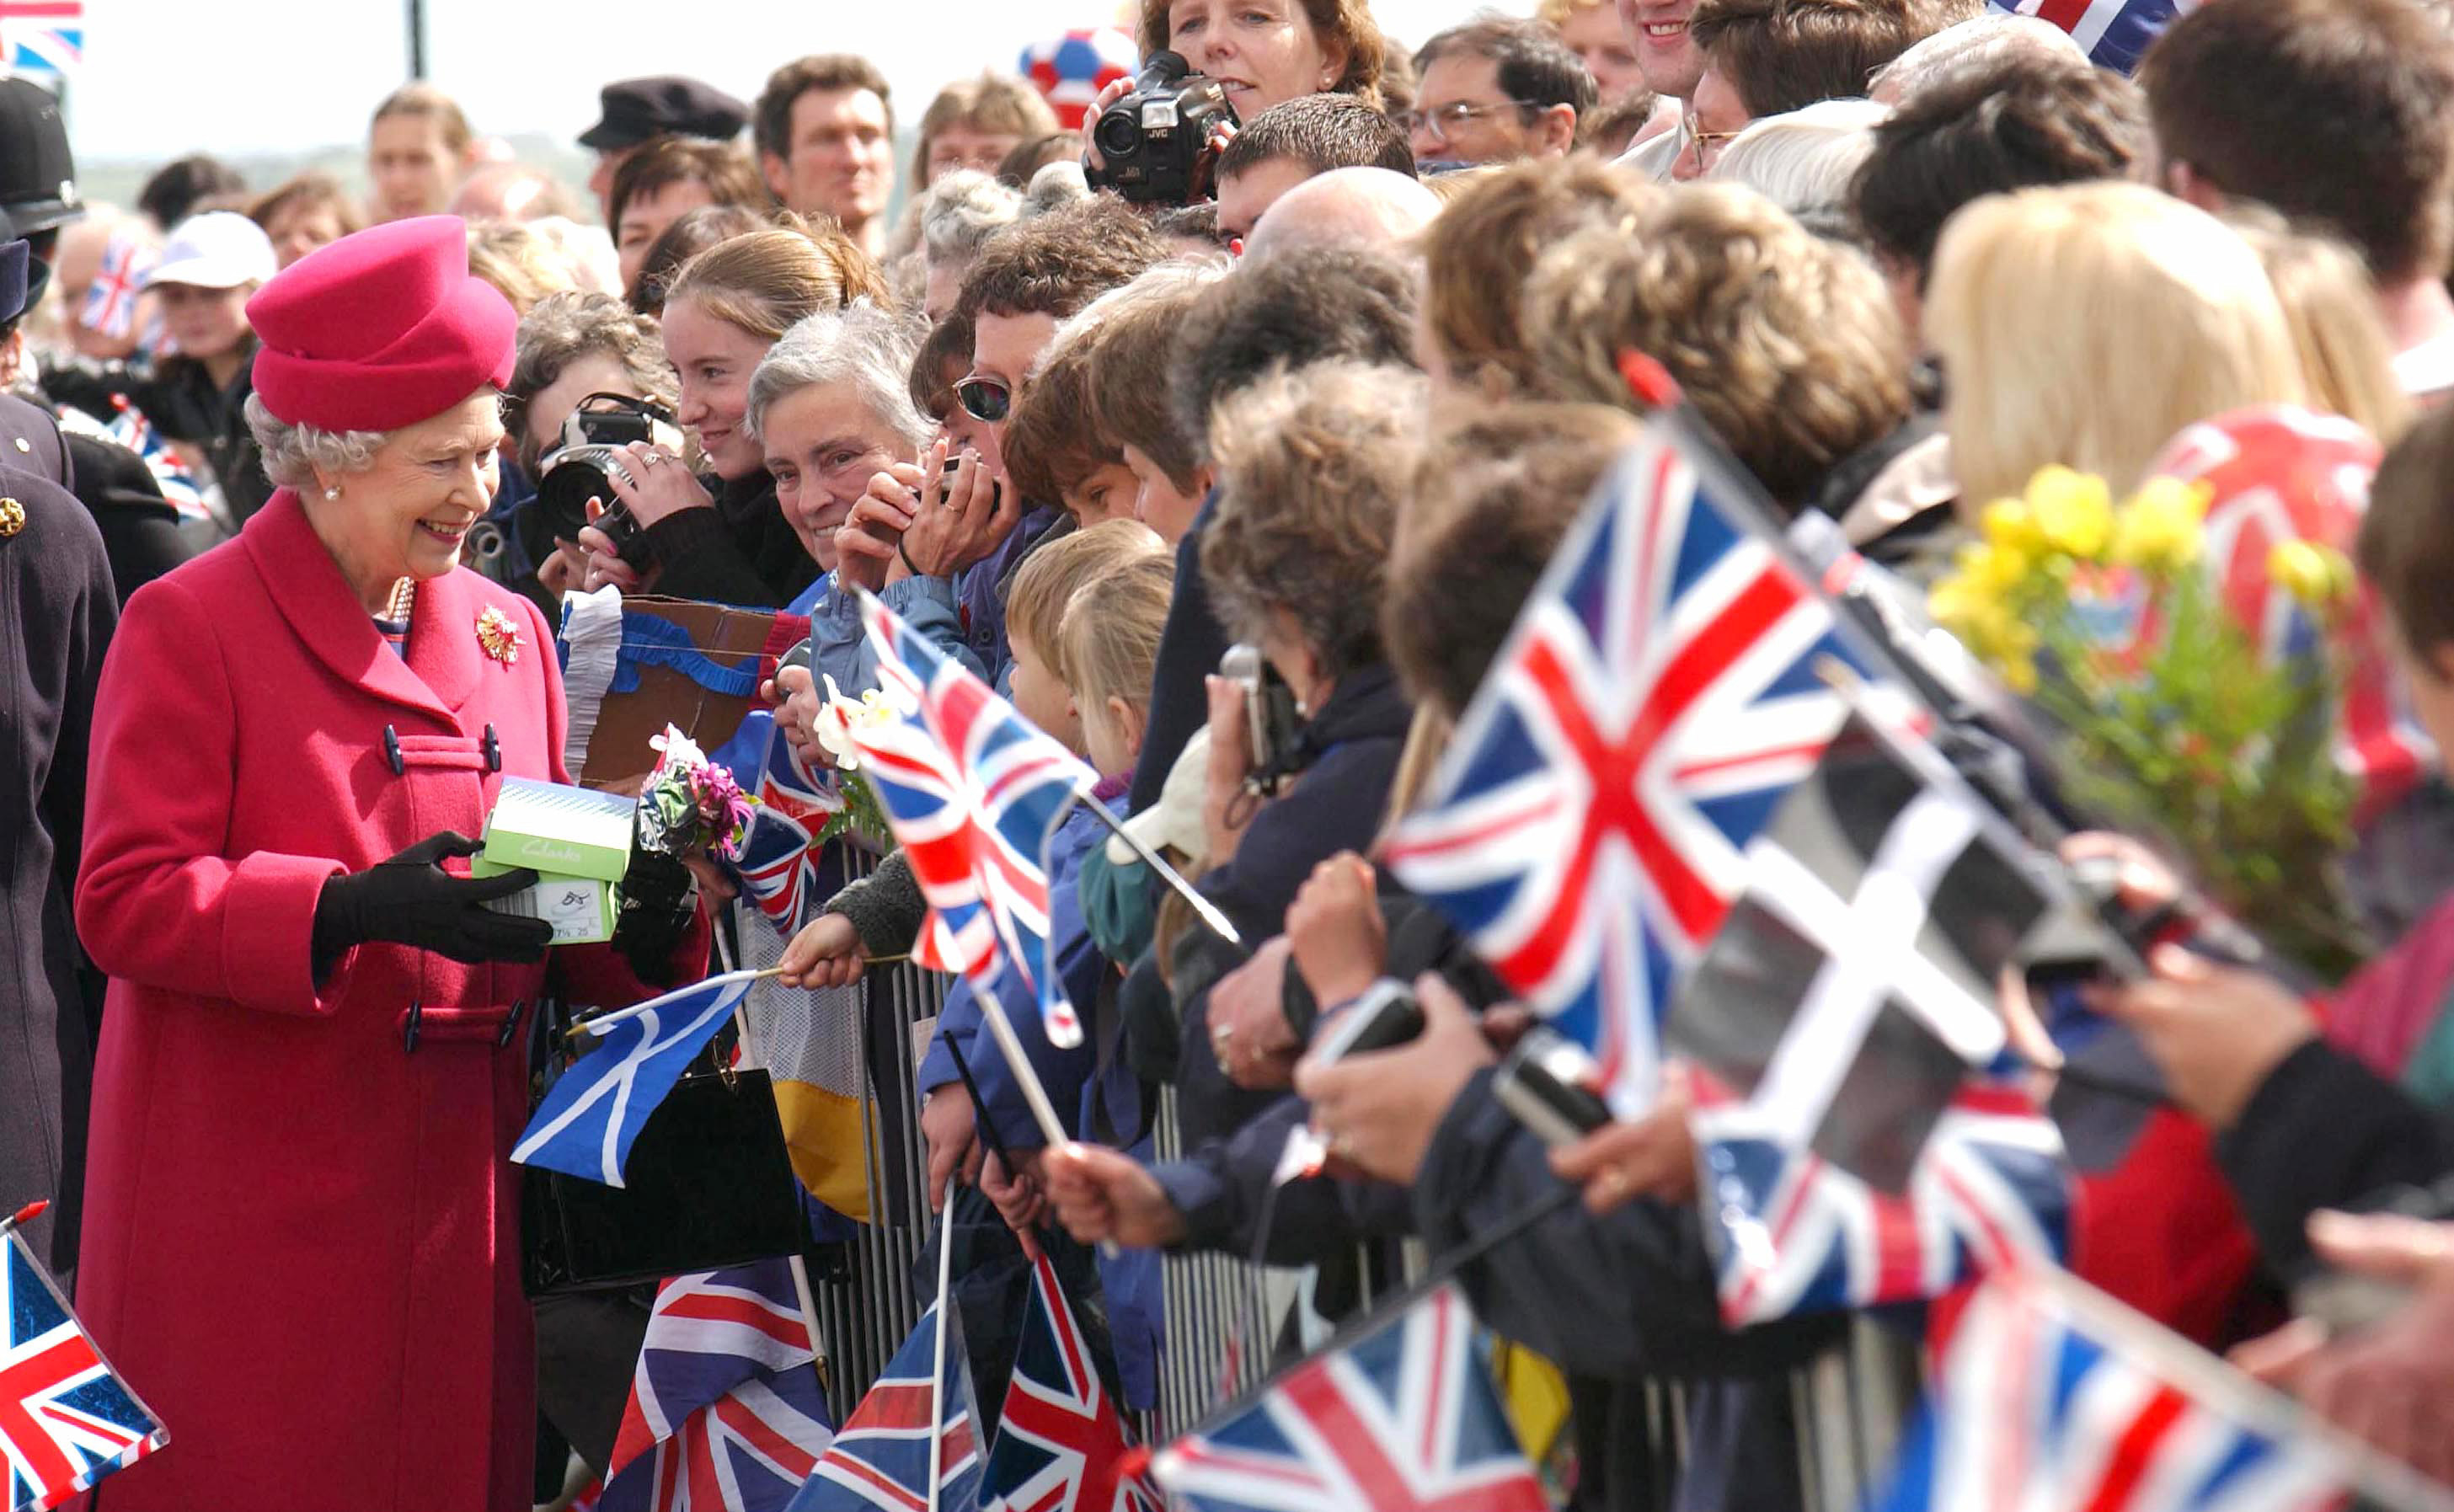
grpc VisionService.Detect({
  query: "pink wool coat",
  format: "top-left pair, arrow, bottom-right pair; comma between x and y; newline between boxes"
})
74,489 -> 698,1511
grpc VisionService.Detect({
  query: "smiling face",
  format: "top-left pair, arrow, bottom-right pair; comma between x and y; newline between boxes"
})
761,379 -> 917,572
1617,0 -> 1705,99
662,297 -> 773,481
1166,0 -> 1343,119
1559,2 -> 1646,103
302,387 -> 505,610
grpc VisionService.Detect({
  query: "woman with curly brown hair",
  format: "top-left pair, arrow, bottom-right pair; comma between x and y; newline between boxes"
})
1136,0 -> 1387,115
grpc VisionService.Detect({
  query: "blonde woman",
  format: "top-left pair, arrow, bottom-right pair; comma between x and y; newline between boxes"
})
1925,180 -> 2306,513
2232,213 -> 2414,445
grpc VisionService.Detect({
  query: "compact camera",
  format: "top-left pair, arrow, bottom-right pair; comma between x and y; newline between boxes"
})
532,393 -> 684,566
1091,50 -> 1239,206
1306,979 -> 1427,1067
1494,1028 -> 1614,1148
1219,644 -> 1306,797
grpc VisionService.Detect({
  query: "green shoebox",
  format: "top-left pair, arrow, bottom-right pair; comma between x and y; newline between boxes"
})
476,778 -> 635,944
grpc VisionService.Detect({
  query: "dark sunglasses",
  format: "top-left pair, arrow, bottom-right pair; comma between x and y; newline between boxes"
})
955,376 -> 1013,424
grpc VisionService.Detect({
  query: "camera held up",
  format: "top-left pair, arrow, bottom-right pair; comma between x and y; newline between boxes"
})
1090,50 -> 1238,206
533,393 -> 685,568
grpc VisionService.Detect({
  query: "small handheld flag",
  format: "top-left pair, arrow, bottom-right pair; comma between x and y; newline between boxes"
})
977,1254 -> 1161,1512
1,1224 -> 168,1512
788,1301 -> 984,1512
512,970 -> 760,1187
1382,422 -> 1892,1114
1152,1284 -> 1548,1512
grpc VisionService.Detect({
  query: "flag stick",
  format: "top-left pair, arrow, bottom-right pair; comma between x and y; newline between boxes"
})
0,1199 -> 47,1242
563,966 -> 781,1039
927,1202 -> 956,1512
2030,1264 -> 2454,1512
1073,790 -> 1246,953
971,995 -> 1119,1258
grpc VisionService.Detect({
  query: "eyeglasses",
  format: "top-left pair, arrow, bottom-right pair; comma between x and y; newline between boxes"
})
1681,119 -> 1743,178
955,375 -> 1012,424
1397,99 -> 1537,147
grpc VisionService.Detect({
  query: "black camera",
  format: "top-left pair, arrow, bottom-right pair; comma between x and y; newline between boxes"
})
533,393 -> 681,565
1307,979 -> 1427,1067
1091,50 -> 1238,206
1494,1028 -> 1614,1148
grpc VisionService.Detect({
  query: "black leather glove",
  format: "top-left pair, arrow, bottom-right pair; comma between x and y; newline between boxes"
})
312,831 -> 553,981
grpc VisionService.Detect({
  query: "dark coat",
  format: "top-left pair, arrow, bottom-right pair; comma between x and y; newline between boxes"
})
0,390 -> 72,485
61,429 -> 204,605
0,465 -> 114,1274
641,471 -> 816,609
1129,494 -> 1228,813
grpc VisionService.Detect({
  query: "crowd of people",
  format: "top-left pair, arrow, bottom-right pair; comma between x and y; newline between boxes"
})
12,0 -> 2454,1507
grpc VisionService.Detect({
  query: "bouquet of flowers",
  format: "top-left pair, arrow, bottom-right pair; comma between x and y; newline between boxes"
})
1927,465 -> 2371,981
638,724 -> 757,863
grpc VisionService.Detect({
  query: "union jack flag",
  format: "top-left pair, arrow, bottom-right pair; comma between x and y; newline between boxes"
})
788,1300 -> 982,1512
0,1 -> 80,75
1381,423 -> 1889,1113
1874,1269 -> 2350,1512
850,594 -> 1099,1050
1,1224 -> 168,1512
606,1261 -> 837,1512
80,231 -> 148,342
1152,1284 -> 1548,1512
1988,0 -> 2201,73
978,1255 -> 1160,1512
1671,717 -> 2072,1325
101,400 -> 208,524
735,716 -> 847,933
2148,405 -> 2427,822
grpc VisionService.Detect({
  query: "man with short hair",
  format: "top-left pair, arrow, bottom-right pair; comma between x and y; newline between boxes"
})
1678,0 -> 1942,179
1212,93 -> 1416,245
755,55 -> 896,258
1612,0 -> 1713,180
1409,18 -> 1595,168
606,136 -> 769,294
366,83 -> 473,222
577,76 -> 751,222
2140,0 -> 2454,399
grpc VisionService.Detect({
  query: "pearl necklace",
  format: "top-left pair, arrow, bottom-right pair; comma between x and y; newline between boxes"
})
383,576 -> 414,621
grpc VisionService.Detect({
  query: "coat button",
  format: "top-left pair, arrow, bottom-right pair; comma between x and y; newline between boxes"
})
10,438 -> 25,453
0,498 -> 22,537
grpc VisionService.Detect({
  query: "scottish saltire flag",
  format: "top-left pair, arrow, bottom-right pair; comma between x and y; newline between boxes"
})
0,1 -> 80,74
2,1226 -> 167,1512
1153,1284 -> 1548,1512
1671,719 -> 2073,1325
851,594 -> 1099,1050
101,402 -> 208,524
1874,1272 -> 2351,1512
512,970 -> 760,1187
81,232 -> 148,342
607,1261 -> 836,1512
1988,0 -> 2200,73
1382,424 -> 1889,1114
788,1301 -> 982,1512
978,1255 -> 1160,1512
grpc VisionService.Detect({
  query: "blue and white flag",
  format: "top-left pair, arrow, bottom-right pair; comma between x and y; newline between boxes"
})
512,970 -> 760,1187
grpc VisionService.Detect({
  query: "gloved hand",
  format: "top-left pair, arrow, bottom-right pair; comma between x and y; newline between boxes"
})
312,831 -> 553,980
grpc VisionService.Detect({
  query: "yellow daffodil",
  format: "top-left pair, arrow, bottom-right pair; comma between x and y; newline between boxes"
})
2267,539 -> 2355,609
2109,477 -> 2209,574
2026,466 -> 2115,560
1981,496 -> 2045,557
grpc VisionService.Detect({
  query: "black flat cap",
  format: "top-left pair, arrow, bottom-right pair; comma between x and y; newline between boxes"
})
0,79 -> 78,233
578,77 -> 751,152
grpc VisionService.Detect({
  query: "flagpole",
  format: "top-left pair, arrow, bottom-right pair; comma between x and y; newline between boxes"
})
1072,788 -> 1246,953
971,996 -> 1119,1259
927,1204 -> 955,1512
562,966 -> 780,1039
0,1199 -> 47,1242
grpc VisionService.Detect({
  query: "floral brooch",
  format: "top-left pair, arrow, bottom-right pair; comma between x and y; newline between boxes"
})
475,606 -> 522,666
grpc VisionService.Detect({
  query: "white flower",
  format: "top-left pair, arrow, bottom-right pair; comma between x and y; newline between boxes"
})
811,674 -> 866,772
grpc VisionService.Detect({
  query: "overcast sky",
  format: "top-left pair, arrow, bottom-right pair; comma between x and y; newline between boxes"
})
62,0 -> 1528,163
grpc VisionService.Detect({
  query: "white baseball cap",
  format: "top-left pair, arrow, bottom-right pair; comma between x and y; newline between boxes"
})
1107,726 -> 1211,867
145,211 -> 278,291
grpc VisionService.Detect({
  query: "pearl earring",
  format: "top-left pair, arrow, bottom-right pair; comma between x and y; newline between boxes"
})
323,487 -> 339,500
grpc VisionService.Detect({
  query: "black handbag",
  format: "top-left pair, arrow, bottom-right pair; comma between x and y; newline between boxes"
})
522,1064 -> 812,1296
